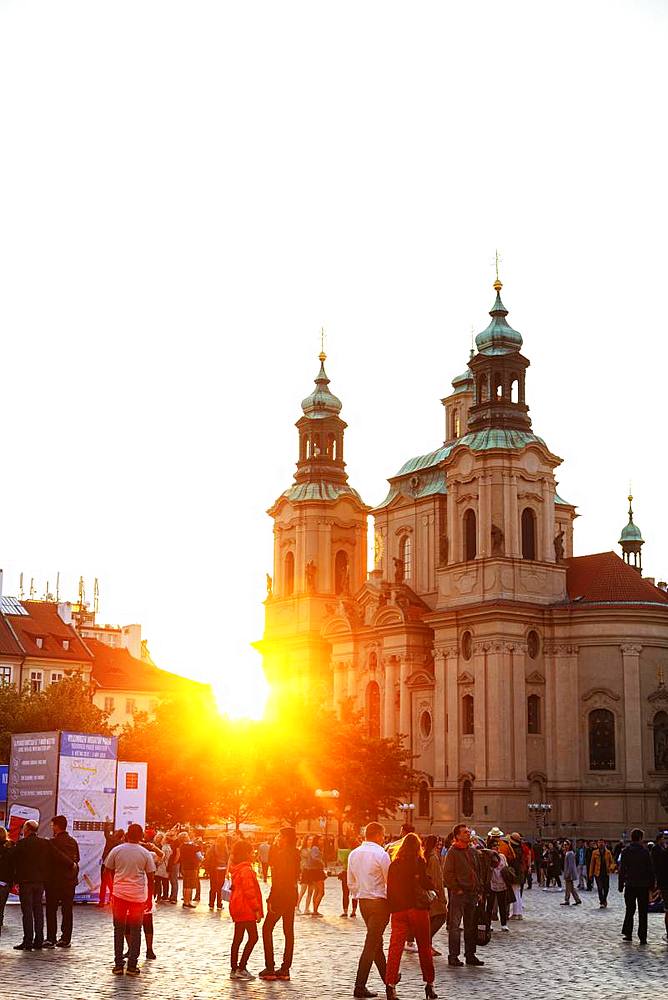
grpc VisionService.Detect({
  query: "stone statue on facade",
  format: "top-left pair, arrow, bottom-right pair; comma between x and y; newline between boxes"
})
393,557 -> 404,585
554,529 -> 565,562
305,560 -> 317,592
266,573 -> 273,597
491,523 -> 504,556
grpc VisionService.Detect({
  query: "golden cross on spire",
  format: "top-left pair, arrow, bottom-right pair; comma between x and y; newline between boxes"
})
319,326 -> 326,362
493,249 -> 503,291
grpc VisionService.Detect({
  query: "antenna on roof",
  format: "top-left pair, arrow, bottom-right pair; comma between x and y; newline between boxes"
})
29,577 -> 36,599
19,572 -> 24,599
78,576 -> 86,608
94,578 -> 99,615
45,580 -> 50,601
56,572 -> 60,602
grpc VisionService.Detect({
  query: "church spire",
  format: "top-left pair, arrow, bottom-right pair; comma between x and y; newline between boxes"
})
294,346 -> 348,486
466,278 -> 531,433
619,490 -> 644,574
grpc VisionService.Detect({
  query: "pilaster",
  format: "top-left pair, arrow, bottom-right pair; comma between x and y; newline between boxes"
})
383,657 -> 397,738
473,642 -> 488,782
622,643 -> 643,786
433,649 -> 447,785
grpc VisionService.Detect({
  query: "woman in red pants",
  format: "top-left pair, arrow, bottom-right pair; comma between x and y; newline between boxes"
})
385,833 -> 438,1000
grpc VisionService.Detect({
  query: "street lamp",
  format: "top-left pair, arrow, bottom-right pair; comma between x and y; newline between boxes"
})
398,803 -> 416,821
527,802 -> 552,840
315,789 -> 340,860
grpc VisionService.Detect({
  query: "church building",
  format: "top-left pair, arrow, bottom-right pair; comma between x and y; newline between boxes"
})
259,279 -> 668,838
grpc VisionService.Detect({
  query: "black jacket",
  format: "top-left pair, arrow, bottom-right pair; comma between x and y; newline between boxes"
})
11,833 -> 55,884
268,845 -> 301,908
618,842 -> 655,890
387,856 -> 433,913
47,832 -> 80,886
0,841 -> 14,883
651,843 -> 668,890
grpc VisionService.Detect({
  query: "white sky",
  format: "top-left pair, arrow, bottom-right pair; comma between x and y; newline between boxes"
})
0,1 -> 666,700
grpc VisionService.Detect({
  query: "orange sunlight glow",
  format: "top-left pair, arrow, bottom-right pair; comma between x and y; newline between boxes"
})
212,645 -> 270,721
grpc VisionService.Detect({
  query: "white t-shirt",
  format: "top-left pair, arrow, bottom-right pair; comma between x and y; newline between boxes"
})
105,842 -> 156,902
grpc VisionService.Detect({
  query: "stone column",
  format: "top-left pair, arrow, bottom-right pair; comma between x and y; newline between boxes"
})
346,660 -> 356,700
433,650 -> 447,786
511,644 -> 528,786
479,475 -> 492,557
473,642 -> 488,782
446,488 -> 457,564
295,521 -> 306,591
399,657 -> 411,740
383,657 -> 397,737
543,644 -> 557,785
485,642 -> 513,786
541,479 -> 552,562
622,644 -> 644,786
445,649 -> 459,788
552,645 -> 580,784
332,660 -> 344,714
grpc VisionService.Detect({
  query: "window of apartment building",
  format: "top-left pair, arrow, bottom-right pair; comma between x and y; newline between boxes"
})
0,665 -> 12,686
35,637 -> 44,649
31,671 -> 43,693
104,697 -> 115,713
51,672 -> 64,684
62,639 -> 70,651
149,699 -> 159,713
126,698 -> 136,715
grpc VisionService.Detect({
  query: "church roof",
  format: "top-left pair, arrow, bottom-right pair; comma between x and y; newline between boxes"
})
475,285 -> 524,355
564,552 -> 668,606
300,356 -> 342,418
277,481 -> 365,504
87,638 -> 208,693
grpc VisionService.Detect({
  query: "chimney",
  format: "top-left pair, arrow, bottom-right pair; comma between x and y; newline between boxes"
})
658,581 -> 668,592
645,576 -> 655,586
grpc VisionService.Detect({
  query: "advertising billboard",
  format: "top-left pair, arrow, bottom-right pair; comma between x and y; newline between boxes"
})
6,732 -> 60,839
114,761 -> 148,831
56,732 -> 118,901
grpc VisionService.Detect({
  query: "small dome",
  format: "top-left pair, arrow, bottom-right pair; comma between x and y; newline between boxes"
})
301,355 -> 342,418
475,283 -> 523,356
619,521 -> 643,543
451,368 -> 474,394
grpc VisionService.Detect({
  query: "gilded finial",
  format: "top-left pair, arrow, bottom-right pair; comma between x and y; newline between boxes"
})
493,249 -> 503,292
319,326 -> 326,362
470,325 -> 475,359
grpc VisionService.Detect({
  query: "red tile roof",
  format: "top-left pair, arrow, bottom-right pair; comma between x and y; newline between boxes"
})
565,552 -> 668,606
87,638 -> 206,694
4,601 -> 93,662
0,615 -> 23,657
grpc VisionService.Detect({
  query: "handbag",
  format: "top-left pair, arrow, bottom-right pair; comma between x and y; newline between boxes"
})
221,876 -> 232,902
414,873 -> 437,910
475,899 -> 491,946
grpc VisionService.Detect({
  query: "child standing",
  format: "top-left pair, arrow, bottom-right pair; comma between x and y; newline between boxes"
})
229,840 -> 264,980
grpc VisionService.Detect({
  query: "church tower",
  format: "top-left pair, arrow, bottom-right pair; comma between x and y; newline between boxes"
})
258,349 -> 369,703
619,492 -> 644,573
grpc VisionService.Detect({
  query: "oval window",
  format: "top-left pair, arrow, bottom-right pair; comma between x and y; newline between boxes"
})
420,710 -> 432,739
527,630 -> 540,659
462,631 -> 473,661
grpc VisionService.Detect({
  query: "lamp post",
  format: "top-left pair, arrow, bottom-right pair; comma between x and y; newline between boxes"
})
527,802 -> 552,841
315,789 -> 340,861
398,802 -> 416,828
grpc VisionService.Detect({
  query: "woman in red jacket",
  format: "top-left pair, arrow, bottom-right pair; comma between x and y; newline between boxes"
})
229,840 -> 264,980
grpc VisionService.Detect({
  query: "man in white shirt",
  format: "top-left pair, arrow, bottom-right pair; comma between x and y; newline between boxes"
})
105,823 -> 155,976
347,822 -> 391,999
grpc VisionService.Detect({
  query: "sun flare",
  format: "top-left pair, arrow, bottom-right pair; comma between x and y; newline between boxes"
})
212,646 -> 270,721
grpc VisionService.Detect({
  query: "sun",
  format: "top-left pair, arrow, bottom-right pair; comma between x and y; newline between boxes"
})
212,645 -> 270,721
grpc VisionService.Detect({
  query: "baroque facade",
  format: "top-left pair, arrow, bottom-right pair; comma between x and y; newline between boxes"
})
258,280 -> 668,838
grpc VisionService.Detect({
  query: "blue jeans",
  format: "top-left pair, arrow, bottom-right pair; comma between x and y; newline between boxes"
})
19,882 -> 44,946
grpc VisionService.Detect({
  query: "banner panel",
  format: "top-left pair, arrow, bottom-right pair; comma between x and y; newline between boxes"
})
114,762 -> 148,831
7,732 -> 60,839
56,732 -> 118,901
0,764 -> 9,826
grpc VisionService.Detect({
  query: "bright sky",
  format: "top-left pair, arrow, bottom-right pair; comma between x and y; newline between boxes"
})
0,1 -> 666,714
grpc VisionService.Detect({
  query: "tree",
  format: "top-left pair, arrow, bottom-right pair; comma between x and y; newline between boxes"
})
0,677 -> 111,762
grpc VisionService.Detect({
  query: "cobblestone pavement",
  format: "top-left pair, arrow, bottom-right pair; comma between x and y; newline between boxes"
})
0,880 -> 665,1000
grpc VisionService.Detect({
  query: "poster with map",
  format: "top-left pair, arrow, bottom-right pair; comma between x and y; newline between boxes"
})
56,731 -> 118,901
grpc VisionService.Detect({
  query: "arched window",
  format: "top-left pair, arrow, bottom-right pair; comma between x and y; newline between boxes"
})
464,509 -> 477,561
527,694 -> 541,734
366,681 -> 381,740
400,534 -> 412,582
653,711 -> 668,770
418,781 -> 430,818
589,709 -> 616,770
462,694 -> 474,735
510,376 -> 519,403
521,507 -> 537,560
284,551 -> 295,596
461,779 -> 473,817
334,549 -> 349,594
451,410 -> 461,439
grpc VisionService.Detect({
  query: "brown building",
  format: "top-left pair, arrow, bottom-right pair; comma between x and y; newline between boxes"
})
259,279 -> 668,838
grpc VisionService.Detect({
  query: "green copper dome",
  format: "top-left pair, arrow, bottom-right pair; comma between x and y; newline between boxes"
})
619,495 -> 644,544
451,368 -> 474,394
475,284 -> 523,356
301,355 -> 342,418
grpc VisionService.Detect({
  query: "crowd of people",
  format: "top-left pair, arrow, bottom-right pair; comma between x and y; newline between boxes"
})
0,814 -> 666,993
